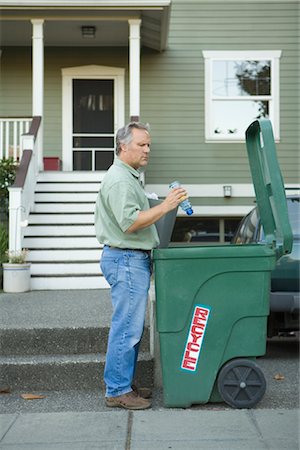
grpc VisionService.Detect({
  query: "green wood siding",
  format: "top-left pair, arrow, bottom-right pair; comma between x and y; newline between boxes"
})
142,0 -> 299,184
0,1 -> 298,187
0,48 -> 32,117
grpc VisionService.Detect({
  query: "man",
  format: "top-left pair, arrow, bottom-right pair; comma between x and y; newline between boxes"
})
94,122 -> 187,410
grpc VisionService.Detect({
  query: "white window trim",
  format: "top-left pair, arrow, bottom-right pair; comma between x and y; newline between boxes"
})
202,50 -> 281,142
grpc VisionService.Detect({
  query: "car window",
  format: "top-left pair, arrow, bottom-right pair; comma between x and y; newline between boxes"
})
233,207 -> 259,244
287,197 -> 300,236
233,197 -> 299,245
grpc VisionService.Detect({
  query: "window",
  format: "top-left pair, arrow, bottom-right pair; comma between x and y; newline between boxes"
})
171,217 -> 242,245
203,51 -> 281,141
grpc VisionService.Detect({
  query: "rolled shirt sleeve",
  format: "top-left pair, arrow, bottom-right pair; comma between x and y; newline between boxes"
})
107,182 -> 140,232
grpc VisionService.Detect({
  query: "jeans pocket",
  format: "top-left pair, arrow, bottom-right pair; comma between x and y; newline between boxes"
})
100,258 -> 119,287
129,252 -> 151,271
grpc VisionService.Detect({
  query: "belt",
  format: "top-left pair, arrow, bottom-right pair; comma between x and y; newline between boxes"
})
107,246 -> 152,256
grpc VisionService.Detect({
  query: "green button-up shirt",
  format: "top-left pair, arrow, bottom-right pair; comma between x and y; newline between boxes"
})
94,158 -> 159,249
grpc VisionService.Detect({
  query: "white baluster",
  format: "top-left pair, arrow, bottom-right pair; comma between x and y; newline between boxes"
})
5,121 -> 10,158
0,121 -> 3,159
19,120 -> 24,160
13,121 -> 17,161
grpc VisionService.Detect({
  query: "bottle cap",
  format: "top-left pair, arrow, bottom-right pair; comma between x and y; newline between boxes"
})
186,208 -> 194,215
169,180 -> 180,189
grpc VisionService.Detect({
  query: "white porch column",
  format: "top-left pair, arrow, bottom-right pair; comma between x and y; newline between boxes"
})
128,19 -> 141,121
31,19 -> 44,171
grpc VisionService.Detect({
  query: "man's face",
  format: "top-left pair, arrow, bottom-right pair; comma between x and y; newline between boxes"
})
120,128 -> 151,170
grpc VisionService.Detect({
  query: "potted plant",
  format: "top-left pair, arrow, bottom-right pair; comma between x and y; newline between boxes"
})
2,249 -> 31,293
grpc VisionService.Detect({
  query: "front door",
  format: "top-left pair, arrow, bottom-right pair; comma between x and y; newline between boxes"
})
73,79 -> 114,171
62,66 -> 125,171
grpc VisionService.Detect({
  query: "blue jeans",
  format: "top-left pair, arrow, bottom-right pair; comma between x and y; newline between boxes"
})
100,246 -> 151,397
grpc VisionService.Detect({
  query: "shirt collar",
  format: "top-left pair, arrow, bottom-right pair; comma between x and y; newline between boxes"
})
114,158 -> 141,179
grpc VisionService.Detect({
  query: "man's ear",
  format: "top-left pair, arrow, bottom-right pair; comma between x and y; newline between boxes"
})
119,142 -> 127,154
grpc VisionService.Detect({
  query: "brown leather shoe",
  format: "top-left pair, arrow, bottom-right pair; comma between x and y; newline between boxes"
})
132,384 -> 152,399
105,391 -> 151,410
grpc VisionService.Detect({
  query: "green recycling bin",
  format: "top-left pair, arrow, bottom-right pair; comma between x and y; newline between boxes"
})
153,119 -> 293,409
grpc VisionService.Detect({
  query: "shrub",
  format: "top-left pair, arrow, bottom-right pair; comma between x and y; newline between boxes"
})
0,222 -> 8,264
0,157 -> 17,215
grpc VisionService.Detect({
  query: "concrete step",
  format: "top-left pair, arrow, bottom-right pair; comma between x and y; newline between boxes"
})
0,327 -> 150,357
0,290 -> 153,391
0,352 -> 153,391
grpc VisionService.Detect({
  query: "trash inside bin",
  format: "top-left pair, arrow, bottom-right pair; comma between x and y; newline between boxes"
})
149,198 -> 178,248
153,119 -> 293,409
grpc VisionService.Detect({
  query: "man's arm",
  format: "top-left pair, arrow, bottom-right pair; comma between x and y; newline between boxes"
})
126,187 -> 187,233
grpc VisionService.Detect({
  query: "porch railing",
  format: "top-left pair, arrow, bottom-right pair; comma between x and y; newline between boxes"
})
8,116 -> 42,254
0,118 -> 31,161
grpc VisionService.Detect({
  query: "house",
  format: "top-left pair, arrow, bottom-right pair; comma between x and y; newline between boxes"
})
0,0 -> 299,290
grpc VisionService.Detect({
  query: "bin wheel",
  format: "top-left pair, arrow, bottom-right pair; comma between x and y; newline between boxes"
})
217,358 -> 266,409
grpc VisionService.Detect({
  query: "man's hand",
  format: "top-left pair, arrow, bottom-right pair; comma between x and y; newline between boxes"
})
160,187 -> 188,214
126,187 -> 188,233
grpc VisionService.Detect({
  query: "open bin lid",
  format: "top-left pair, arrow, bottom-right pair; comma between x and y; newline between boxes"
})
245,119 -> 293,258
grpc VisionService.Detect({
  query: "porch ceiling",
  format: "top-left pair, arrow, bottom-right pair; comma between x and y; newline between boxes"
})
0,1 -> 171,51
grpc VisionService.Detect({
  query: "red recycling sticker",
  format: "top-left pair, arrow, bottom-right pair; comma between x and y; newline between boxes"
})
181,304 -> 211,372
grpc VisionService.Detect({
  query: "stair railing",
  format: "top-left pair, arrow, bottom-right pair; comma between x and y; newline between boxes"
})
8,116 -> 42,255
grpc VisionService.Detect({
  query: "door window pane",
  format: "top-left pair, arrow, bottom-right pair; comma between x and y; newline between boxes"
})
73,137 -> 114,148
73,151 -> 92,171
73,79 -> 114,133
95,151 -> 114,170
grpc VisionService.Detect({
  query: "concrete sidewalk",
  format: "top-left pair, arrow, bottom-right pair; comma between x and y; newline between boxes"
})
0,408 -> 298,449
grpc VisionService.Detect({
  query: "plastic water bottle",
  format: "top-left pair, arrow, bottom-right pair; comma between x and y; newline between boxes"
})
169,181 -> 194,215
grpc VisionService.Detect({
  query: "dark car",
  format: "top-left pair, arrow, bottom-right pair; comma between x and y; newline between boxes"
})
232,195 -> 300,337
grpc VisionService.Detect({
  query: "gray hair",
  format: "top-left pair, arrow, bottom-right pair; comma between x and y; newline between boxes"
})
115,122 -> 150,156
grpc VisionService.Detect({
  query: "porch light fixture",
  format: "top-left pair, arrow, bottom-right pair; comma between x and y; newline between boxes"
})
223,185 -> 232,198
81,26 -> 96,39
